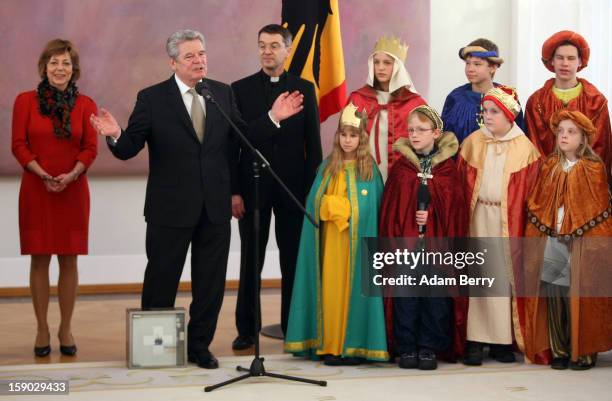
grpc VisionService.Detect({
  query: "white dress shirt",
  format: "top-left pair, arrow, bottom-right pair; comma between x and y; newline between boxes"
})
174,74 -> 206,118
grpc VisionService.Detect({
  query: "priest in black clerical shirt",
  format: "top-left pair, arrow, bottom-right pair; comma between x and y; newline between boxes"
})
230,24 -> 321,350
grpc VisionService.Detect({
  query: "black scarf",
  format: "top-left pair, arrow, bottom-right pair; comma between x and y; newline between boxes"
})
37,78 -> 79,139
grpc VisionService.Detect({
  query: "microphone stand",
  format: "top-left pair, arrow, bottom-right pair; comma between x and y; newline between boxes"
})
196,82 -> 326,392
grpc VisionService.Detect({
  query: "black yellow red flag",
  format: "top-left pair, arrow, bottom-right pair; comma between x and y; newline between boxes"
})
282,0 -> 347,122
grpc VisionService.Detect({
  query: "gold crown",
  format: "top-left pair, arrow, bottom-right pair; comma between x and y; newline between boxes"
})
374,35 -> 409,62
340,102 -> 363,128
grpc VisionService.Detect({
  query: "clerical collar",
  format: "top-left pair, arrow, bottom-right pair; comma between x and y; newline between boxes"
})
260,70 -> 287,83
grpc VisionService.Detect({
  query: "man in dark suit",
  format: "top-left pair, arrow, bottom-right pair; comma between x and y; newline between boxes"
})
90,29 -> 304,368
230,24 -> 322,350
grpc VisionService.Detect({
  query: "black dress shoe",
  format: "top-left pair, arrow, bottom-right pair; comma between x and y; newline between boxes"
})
489,344 -> 516,363
569,356 -> 595,371
34,345 -> 51,357
231,335 -> 254,350
398,352 -> 418,369
418,349 -> 438,370
188,350 -> 219,369
551,357 -> 569,370
463,341 -> 483,366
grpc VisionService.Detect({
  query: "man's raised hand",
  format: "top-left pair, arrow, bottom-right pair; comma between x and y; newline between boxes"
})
90,108 -> 121,138
270,91 -> 304,122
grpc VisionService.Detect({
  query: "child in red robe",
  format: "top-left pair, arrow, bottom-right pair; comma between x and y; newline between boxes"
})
380,105 -> 468,369
525,31 -> 611,179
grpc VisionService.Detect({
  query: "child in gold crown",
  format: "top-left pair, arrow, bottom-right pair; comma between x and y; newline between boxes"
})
284,103 -> 388,365
347,35 -> 427,182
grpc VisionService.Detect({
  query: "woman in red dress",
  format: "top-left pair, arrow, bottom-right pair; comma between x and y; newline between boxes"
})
11,39 -> 97,357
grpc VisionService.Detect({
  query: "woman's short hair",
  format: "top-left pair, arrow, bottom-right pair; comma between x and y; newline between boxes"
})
38,39 -> 80,81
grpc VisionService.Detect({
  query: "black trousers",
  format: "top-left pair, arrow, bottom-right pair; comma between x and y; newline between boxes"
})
141,207 -> 230,354
393,297 -> 453,354
236,201 -> 303,337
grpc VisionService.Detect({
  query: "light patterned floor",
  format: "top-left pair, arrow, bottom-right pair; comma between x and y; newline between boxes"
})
0,353 -> 610,401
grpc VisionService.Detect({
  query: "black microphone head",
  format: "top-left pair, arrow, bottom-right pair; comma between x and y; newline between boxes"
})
417,183 -> 430,206
195,81 -> 207,96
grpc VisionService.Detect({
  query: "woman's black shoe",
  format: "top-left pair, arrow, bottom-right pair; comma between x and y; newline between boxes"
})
34,332 -> 51,357
58,333 -> 77,356
59,344 -> 77,356
34,345 -> 51,357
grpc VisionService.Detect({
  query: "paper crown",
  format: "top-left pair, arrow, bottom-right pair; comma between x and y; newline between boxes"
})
340,102 -> 364,128
482,86 -> 521,121
374,35 -> 409,63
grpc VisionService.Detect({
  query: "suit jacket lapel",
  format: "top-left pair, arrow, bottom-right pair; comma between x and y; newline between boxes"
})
166,76 -> 201,144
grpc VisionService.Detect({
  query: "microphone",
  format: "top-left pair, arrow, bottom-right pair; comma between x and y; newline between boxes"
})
417,183 -> 430,235
195,81 -> 213,101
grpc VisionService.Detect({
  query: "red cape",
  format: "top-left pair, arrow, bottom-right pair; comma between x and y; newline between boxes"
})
380,148 -> 468,238
379,133 -> 469,360
347,86 -> 426,172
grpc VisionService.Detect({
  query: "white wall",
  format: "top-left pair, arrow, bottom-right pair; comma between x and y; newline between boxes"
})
0,177 -> 280,288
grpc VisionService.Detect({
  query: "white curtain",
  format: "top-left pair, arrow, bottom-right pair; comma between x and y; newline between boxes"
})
510,0 -> 612,108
